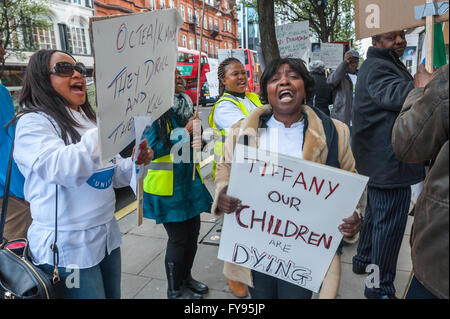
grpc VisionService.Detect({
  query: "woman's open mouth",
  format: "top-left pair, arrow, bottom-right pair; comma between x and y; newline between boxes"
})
70,82 -> 85,96
278,89 -> 294,102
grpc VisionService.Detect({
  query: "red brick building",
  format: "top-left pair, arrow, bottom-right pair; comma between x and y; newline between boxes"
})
94,0 -> 239,58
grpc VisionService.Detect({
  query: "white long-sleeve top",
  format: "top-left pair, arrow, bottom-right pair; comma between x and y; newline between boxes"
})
14,108 -> 133,268
214,96 -> 259,135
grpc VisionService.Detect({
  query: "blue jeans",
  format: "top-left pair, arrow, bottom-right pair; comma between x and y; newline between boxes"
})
38,248 -> 121,299
405,275 -> 438,299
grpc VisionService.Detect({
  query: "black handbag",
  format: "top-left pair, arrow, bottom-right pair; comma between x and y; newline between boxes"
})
0,140 -> 63,299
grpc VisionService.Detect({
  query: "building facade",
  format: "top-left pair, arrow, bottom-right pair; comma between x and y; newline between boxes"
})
94,0 -> 239,58
2,0 -> 95,87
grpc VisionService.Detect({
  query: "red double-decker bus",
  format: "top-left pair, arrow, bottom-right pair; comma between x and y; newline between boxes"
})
176,47 -> 214,106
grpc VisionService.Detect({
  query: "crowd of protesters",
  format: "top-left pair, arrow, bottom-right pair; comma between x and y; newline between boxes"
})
1,28 -> 448,300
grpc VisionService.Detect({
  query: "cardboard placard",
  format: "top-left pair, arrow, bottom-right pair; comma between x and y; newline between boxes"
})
218,49 -> 247,65
355,0 -> 449,40
310,43 -> 344,70
90,9 -> 183,166
218,145 -> 369,293
275,21 -> 310,61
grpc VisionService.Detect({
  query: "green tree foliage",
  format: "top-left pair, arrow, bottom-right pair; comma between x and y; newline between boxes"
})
1,0 -> 51,74
275,0 -> 354,42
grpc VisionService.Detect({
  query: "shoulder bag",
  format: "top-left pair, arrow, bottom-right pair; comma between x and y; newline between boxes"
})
0,140 -> 63,299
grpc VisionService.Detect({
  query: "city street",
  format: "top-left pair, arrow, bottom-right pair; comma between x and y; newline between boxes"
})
115,104 -> 415,299
2,0 -> 446,303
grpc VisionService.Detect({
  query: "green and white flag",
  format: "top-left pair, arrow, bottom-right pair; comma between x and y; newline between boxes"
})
420,22 -> 448,69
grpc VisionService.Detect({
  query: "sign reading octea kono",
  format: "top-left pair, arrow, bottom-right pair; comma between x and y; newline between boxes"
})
91,9 -> 183,166
218,145 -> 368,293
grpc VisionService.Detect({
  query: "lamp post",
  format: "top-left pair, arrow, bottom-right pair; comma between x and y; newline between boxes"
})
193,0 -> 197,50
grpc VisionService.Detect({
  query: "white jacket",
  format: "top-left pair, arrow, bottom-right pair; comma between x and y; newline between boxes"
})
14,109 -> 133,267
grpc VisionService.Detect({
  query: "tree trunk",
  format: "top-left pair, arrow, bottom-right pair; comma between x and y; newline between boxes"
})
257,0 -> 280,67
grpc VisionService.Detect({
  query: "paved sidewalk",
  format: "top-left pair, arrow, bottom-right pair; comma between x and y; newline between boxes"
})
117,167 -> 414,299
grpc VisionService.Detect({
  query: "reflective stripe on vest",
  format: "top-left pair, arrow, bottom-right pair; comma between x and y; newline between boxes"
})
143,154 -> 174,196
208,92 -> 262,179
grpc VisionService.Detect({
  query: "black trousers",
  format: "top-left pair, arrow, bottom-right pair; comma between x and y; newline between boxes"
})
353,186 -> 411,297
248,270 -> 313,299
163,215 -> 201,290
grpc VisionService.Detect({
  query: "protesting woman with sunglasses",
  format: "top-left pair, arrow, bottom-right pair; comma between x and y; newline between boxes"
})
9,50 -> 154,299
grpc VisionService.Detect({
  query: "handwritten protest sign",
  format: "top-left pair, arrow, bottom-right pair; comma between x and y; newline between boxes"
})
311,43 -> 344,70
217,144 -> 368,293
355,0 -> 449,40
218,49 -> 246,65
206,58 -> 219,97
91,9 -> 183,166
206,70 -> 219,97
275,21 -> 310,61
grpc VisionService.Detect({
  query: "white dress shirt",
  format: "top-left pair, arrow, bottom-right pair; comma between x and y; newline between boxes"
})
214,96 -> 259,135
258,115 -> 305,159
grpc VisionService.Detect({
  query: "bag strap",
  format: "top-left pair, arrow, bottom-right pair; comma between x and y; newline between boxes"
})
50,183 -> 60,283
44,116 -> 61,284
0,139 -> 14,245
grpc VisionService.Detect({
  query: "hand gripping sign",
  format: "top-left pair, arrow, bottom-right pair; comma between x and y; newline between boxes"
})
90,9 -> 183,166
217,144 -> 368,293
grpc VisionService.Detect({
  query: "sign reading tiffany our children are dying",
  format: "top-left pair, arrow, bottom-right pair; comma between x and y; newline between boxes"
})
218,145 -> 368,293
91,9 -> 183,166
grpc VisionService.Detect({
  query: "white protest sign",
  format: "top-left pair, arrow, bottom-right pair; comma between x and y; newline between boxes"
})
319,43 -> 344,70
218,144 -> 368,293
206,58 -> 219,97
275,21 -> 310,61
206,70 -> 219,97
91,9 -> 183,166
218,49 -> 246,65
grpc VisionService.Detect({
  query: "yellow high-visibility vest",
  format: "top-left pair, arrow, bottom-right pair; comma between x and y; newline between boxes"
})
208,92 -> 262,179
143,124 -> 205,196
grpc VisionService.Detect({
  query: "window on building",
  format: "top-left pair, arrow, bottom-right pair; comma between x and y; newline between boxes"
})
215,43 -> 219,56
227,20 -> 231,33
210,42 -> 214,57
214,19 -> 219,30
188,8 -> 193,23
203,15 -> 207,29
224,0 -> 228,10
160,0 -> 165,9
180,4 -> 185,21
33,23 -> 57,50
182,34 -> 187,48
67,17 -> 89,55
149,0 -> 156,10
169,0 -> 174,8
196,39 -> 200,51
195,11 -> 199,25
189,36 -> 194,50
209,17 -> 213,30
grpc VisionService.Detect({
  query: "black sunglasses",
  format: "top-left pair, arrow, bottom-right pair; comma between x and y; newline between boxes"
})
50,62 -> 87,77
